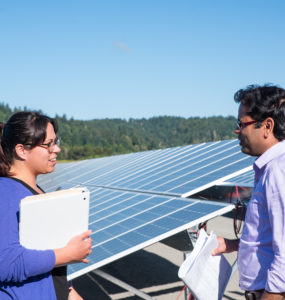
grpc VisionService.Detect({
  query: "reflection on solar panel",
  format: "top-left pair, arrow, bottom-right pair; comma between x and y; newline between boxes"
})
37,139 -> 255,279
221,168 -> 254,187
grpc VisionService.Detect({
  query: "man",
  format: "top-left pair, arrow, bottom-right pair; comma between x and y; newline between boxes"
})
213,84 -> 285,300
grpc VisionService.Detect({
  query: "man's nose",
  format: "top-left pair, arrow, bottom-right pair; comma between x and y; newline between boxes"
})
234,128 -> 240,135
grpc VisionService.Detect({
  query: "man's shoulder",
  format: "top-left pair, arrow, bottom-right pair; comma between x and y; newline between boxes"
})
263,151 -> 285,182
264,141 -> 285,167
270,149 -> 285,166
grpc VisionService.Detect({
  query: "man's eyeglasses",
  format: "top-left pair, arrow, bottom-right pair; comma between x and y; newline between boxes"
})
236,120 -> 257,130
40,137 -> 61,152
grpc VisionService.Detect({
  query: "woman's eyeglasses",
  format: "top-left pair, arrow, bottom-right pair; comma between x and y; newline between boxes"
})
25,137 -> 61,152
40,137 -> 61,152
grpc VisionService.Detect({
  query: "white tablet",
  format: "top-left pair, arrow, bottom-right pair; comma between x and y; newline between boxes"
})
19,187 -> 90,250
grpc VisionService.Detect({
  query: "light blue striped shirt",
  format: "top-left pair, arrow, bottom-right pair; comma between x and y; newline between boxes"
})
238,140 -> 285,292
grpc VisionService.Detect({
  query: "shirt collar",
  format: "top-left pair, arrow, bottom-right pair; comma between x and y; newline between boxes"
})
254,140 -> 285,170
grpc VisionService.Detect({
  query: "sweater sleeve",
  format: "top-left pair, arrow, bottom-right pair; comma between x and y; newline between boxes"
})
0,247 -> 55,282
0,179 -> 56,283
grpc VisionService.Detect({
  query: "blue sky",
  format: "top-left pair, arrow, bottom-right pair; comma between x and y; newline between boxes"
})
0,0 -> 284,120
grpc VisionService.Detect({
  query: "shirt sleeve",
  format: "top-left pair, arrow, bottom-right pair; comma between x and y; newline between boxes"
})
264,162 -> 285,292
0,181 -> 56,283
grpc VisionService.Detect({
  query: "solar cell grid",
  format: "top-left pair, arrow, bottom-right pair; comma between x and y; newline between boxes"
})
39,139 -> 255,198
76,144 -> 196,186
137,152 -> 250,196
222,168 -> 254,187
116,141 -> 236,186
83,142 -> 220,187
71,151 -> 155,183
39,150 -> 151,189
67,188 -> 233,278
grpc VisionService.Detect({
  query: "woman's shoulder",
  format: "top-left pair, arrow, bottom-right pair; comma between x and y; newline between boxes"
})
0,177 -> 33,198
0,177 -> 15,188
0,177 -> 19,187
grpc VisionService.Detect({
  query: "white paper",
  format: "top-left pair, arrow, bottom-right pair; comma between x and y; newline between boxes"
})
178,229 -> 232,300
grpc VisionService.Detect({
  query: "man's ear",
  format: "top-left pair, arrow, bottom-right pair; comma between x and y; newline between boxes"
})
264,118 -> 275,138
14,144 -> 27,160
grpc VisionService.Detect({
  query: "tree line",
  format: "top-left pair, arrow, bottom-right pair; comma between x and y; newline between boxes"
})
0,103 -> 237,160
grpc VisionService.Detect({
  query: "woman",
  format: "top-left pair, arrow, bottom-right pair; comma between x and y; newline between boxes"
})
0,111 -> 91,299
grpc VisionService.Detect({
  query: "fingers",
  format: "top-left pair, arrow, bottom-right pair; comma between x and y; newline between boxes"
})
84,245 -> 92,257
82,258 -> 89,264
212,237 -> 239,255
84,237 -> 92,244
64,230 -> 92,264
212,236 -> 225,256
78,230 -> 92,240
211,248 -> 220,256
82,234 -> 92,262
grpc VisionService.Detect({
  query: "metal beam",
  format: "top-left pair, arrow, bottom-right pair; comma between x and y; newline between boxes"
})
92,269 -> 156,300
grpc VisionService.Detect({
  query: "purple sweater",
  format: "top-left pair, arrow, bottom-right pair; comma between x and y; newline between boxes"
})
0,177 -> 56,299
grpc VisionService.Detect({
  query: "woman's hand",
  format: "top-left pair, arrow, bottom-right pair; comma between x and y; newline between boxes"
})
68,286 -> 83,300
54,230 -> 92,266
65,230 -> 92,263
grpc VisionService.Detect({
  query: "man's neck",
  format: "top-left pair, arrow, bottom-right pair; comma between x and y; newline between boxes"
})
258,138 -> 279,157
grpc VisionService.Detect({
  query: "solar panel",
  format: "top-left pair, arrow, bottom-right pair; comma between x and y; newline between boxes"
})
40,183 -> 234,279
39,139 -> 255,197
221,168 -> 254,187
37,139 -> 254,279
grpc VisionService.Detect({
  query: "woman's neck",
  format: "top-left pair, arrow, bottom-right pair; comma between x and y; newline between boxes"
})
9,165 -> 42,194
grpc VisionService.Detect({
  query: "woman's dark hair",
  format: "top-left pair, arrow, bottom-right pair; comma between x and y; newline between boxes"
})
234,84 -> 285,140
0,111 -> 58,177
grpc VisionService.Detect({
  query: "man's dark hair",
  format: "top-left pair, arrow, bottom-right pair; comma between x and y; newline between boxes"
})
234,84 -> 285,140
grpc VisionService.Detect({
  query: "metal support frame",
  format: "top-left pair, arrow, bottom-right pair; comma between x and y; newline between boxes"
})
183,226 -> 199,300
92,269 -> 156,300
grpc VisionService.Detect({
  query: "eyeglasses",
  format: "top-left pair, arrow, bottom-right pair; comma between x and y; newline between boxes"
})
40,137 -> 61,152
24,137 -> 61,152
236,120 -> 257,130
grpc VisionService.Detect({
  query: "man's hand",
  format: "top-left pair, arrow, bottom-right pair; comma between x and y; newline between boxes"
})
212,236 -> 239,255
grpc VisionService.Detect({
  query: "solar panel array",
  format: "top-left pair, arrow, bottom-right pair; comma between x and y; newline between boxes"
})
38,139 -> 255,279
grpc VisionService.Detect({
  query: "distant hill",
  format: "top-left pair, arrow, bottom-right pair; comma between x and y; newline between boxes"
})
0,103 -> 236,160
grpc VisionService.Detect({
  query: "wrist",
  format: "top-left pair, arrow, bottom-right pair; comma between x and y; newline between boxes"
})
225,238 -> 239,253
54,247 -> 73,266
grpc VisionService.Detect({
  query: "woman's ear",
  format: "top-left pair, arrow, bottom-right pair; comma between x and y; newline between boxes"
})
14,144 -> 27,160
